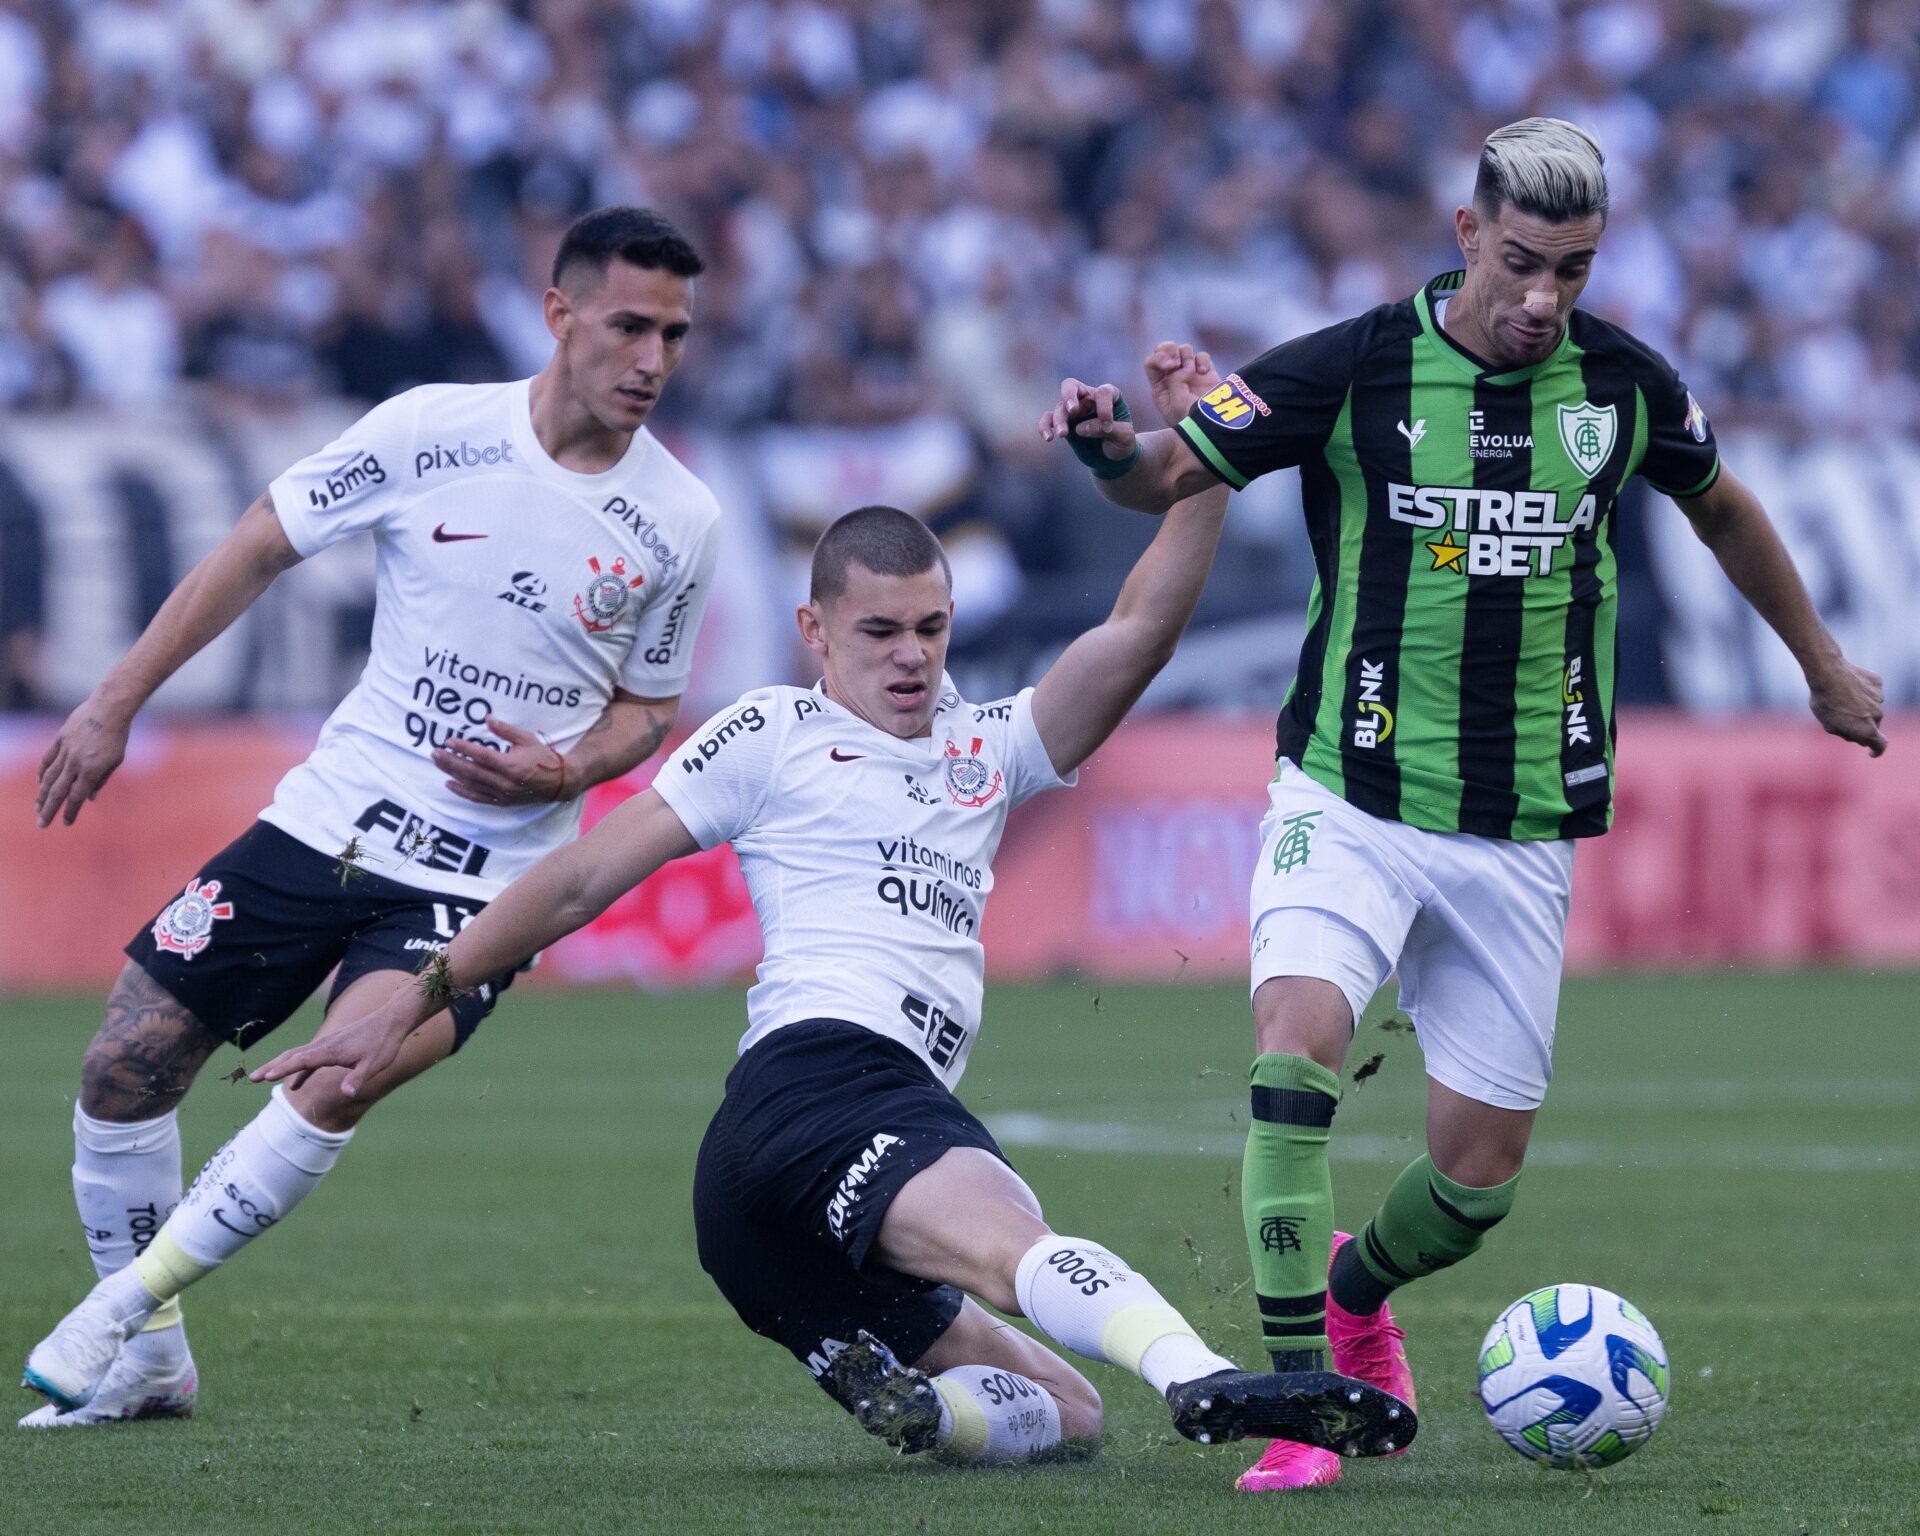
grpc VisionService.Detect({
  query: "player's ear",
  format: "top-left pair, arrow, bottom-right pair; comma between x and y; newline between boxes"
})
1456,205 -> 1480,264
796,600 -> 828,657
543,286 -> 571,343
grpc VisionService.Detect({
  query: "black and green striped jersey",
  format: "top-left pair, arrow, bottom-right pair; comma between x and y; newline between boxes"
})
1178,270 -> 1720,841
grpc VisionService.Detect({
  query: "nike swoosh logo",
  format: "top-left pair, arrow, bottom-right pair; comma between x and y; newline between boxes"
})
432,524 -> 488,543
829,748 -> 864,762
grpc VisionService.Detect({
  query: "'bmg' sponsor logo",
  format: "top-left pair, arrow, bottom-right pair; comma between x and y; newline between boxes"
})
681,705 -> 765,772
308,451 -> 384,510
415,439 -> 513,478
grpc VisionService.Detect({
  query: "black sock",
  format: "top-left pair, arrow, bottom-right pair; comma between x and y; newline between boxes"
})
1266,1347 -> 1325,1373
1329,1238 -> 1393,1316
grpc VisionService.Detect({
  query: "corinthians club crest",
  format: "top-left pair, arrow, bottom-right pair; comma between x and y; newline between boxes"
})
942,737 -> 1003,808
572,555 -> 645,633
151,878 -> 234,961
1557,400 -> 1617,479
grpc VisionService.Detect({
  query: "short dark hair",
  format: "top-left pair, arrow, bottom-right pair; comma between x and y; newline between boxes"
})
810,506 -> 952,603
551,206 -> 705,290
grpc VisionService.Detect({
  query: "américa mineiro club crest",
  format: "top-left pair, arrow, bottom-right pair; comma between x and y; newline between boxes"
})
1557,400 -> 1617,479
573,555 -> 645,633
151,878 -> 234,960
942,737 -> 1003,808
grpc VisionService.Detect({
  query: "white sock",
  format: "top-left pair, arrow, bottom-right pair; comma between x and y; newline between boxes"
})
134,1087 -> 353,1302
929,1365 -> 1064,1464
72,1105 -> 188,1358
1014,1236 -> 1237,1395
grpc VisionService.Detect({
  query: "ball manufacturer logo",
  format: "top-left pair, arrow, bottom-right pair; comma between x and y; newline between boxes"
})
151,878 -> 235,960
572,555 -> 644,633
942,737 -> 1003,808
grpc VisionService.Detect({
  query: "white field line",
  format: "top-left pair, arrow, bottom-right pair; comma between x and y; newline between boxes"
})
987,1113 -> 1920,1174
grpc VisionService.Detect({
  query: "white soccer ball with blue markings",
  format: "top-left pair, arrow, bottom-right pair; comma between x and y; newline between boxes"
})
1477,1284 -> 1670,1469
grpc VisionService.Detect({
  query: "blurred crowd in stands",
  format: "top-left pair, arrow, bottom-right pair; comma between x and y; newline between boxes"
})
1,0 -> 1916,707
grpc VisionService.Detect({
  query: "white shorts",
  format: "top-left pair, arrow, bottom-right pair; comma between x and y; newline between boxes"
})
1248,760 -> 1575,1110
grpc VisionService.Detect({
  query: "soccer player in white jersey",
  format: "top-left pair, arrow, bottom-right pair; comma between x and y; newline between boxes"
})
197,349 -> 1418,1467
21,207 -> 722,1425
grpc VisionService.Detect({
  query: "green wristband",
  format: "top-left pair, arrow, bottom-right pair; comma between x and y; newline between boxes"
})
1066,392 -> 1140,480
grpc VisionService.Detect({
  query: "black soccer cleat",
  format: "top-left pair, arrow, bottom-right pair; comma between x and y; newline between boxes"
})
1165,1368 -> 1416,1455
829,1331 -> 944,1456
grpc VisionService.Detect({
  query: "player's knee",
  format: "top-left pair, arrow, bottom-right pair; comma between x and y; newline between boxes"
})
1251,976 -> 1353,1070
80,979 -> 203,1120
1054,1375 -> 1102,1441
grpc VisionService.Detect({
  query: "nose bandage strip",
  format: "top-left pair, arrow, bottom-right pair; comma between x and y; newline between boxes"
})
1523,290 -> 1557,315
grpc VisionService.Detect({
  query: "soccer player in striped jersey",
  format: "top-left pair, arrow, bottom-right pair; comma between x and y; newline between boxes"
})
1043,117 -> 1886,1491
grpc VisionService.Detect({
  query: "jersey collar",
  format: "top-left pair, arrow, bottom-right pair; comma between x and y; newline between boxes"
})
1415,271 -> 1575,386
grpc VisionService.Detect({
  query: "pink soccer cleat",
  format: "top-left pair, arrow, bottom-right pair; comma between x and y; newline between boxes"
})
1236,1437 -> 1342,1490
1326,1230 -> 1417,1445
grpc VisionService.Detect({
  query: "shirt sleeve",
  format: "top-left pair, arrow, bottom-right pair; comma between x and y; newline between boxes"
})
649,690 -> 782,849
1634,355 -> 1721,499
1175,317 -> 1361,490
971,688 -> 1076,810
619,516 -> 718,698
268,390 -> 419,555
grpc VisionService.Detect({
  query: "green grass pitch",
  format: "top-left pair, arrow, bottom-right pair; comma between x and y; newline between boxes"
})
4,974 -> 1917,1533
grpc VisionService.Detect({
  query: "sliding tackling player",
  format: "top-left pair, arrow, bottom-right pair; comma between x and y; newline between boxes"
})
1043,118 -> 1885,1490
22,208 -> 721,1424
43,347 -> 1417,1468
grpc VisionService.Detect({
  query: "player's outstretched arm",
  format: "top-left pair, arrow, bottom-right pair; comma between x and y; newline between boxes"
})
1029,346 -> 1232,777
433,691 -> 681,807
1038,378 -> 1220,516
1676,468 -> 1886,756
253,787 -> 700,1095
35,491 -> 302,827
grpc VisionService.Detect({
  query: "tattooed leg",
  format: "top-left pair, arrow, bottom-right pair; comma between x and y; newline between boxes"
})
79,962 -> 222,1121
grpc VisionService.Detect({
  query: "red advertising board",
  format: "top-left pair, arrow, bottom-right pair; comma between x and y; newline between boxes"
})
2,713 -> 1913,993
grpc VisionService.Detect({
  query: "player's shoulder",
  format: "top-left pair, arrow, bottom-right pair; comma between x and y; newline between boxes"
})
1567,309 -> 1681,383
356,379 -> 519,443
629,429 -> 723,529
1245,297 -> 1415,382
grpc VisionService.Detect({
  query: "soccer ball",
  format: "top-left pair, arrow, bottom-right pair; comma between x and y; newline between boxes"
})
1477,1284 -> 1670,1469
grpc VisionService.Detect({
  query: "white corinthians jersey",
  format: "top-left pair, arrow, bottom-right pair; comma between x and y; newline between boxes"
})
653,682 -> 1074,1089
261,378 -> 720,900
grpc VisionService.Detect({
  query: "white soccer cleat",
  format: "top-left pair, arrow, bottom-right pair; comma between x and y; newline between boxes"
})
20,1271 -> 161,1413
18,1336 -> 196,1426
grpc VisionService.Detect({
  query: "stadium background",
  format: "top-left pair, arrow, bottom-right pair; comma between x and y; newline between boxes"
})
2,5 -> 1917,1531
1,0 -> 1915,983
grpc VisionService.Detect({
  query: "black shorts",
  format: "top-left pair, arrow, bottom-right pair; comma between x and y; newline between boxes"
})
124,820 -> 516,1051
692,1020 -> 1008,1407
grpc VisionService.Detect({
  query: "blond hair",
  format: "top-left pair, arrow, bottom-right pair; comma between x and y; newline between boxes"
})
1474,118 -> 1608,224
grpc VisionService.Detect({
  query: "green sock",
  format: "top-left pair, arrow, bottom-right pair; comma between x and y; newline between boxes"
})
1330,1155 -> 1521,1315
1241,1053 -> 1341,1368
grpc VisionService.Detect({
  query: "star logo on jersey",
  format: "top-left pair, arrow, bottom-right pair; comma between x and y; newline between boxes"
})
151,878 -> 235,960
1557,401 -> 1617,479
572,555 -> 644,633
942,738 -> 1003,808
1427,529 -> 1468,571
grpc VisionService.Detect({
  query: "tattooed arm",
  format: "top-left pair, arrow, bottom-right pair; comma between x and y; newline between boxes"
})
430,691 -> 680,807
